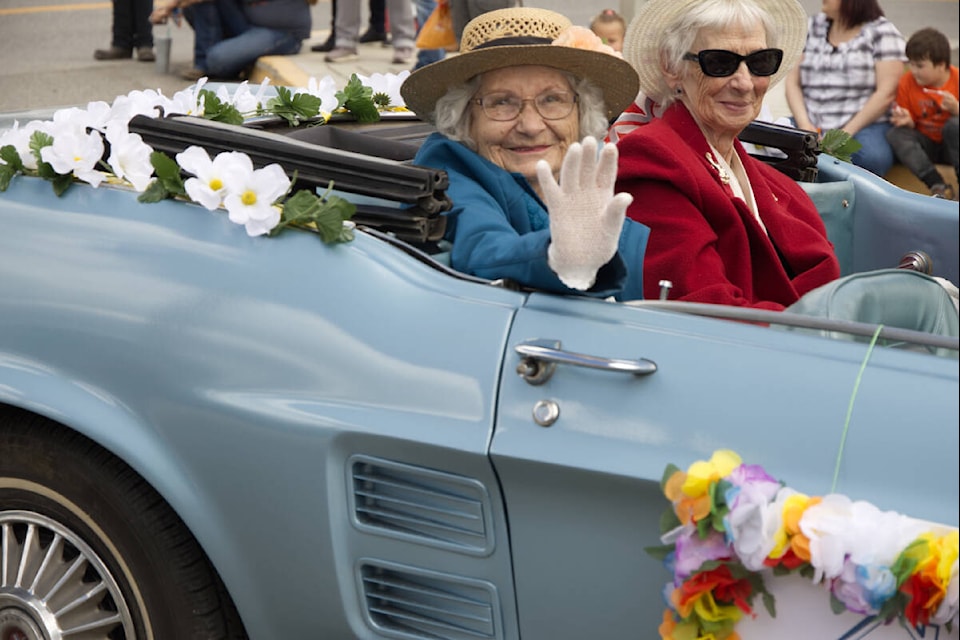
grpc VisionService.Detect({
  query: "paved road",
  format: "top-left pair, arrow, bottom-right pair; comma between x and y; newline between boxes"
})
0,0 -> 957,115
0,0 -> 337,113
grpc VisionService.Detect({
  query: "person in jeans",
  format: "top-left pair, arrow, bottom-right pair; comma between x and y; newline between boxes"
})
152,0 -> 312,80
95,0 -> 156,62
151,0 -> 243,80
886,28 -> 959,199
785,0 -> 906,177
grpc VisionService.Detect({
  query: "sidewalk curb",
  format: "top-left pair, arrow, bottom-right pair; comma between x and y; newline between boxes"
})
251,56 -> 310,88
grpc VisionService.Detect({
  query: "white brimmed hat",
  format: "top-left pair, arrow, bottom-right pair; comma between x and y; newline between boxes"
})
622,0 -> 807,98
401,7 -> 640,122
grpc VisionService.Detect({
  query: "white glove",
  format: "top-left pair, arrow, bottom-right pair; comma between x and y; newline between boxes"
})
538,136 -> 632,290
933,276 -> 960,313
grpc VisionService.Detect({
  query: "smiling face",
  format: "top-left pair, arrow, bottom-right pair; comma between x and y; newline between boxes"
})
669,22 -> 770,156
469,65 -> 580,192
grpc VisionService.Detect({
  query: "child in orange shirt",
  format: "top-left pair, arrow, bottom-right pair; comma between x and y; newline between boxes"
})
886,28 -> 959,199
589,9 -> 625,53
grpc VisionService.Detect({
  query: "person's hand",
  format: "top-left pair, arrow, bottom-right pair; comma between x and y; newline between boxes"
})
537,137 -> 631,290
924,89 -> 959,116
890,104 -> 913,128
150,4 -> 182,26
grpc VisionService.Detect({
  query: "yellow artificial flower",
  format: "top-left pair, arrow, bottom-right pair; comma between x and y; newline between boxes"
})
682,450 -> 742,498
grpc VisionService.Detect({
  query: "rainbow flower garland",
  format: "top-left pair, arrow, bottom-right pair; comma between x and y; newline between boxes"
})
648,450 -> 958,640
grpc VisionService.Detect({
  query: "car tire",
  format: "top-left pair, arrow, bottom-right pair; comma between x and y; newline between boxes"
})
0,407 -> 247,640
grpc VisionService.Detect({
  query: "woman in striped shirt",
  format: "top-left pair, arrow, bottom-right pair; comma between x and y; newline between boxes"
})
785,0 -> 906,177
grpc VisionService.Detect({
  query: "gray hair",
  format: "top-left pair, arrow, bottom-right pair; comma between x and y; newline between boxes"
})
433,71 -> 610,151
653,0 -> 779,106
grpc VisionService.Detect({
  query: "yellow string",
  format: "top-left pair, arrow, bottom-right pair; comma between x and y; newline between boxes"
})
831,325 -> 884,493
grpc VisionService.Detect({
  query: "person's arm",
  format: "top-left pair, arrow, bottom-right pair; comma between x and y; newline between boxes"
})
150,1 -> 181,24
785,62 -> 817,132
841,58 -> 903,136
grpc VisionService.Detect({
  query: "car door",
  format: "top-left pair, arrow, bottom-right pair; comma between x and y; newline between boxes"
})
490,292 -> 959,640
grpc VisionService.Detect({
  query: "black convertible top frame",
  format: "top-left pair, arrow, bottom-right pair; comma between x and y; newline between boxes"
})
739,120 -> 820,182
128,114 -> 450,242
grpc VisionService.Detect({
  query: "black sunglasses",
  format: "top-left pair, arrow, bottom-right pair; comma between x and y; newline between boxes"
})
683,48 -> 784,77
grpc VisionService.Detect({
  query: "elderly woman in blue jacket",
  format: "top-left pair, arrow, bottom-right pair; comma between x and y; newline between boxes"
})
400,7 -> 649,301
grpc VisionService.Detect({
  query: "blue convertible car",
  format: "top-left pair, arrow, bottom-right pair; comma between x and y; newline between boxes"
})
0,83 -> 958,640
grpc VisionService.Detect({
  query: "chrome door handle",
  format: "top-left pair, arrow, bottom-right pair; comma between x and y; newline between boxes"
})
515,339 -> 657,385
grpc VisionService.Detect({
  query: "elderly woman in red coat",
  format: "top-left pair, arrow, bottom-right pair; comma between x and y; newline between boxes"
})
615,0 -> 840,310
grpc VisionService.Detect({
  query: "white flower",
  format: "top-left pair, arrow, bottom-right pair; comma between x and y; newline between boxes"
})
218,79 -> 270,114
165,79 -> 209,117
110,89 -> 166,125
356,71 -> 410,108
51,102 -> 111,135
729,486 -> 796,571
220,155 -> 290,236
843,501 -> 929,568
177,146 -> 241,210
932,557 -> 958,624
302,75 -> 341,114
799,494 -> 855,582
0,120 -> 53,170
40,127 -> 105,187
106,123 -> 154,192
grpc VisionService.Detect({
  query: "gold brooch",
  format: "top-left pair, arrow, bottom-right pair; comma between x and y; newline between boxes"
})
705,152 -> 731,185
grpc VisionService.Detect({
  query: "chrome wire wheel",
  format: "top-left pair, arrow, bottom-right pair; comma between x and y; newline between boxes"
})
0,510 -> 134,640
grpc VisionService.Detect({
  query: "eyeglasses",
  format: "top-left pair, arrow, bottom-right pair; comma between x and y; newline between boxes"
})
474,90 -> 579,121
682,48 -> 783,77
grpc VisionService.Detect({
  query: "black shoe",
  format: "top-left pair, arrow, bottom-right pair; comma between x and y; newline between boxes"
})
94,46 -> 133,60
311,34 -> 335,52
359,29 -> 387,43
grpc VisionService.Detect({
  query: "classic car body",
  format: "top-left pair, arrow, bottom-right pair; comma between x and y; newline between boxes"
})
1,103 -> 958,640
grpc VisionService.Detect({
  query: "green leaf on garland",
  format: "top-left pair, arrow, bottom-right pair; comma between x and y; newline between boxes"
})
50,172 -> 73,196
659,504 -> 682,535
829,592 -> 847,615
660,463 -> 681,490
643,543 -> 675,561
761,590 -> 776,618
337,74 -> 381,123
138,179 -> 170,203
28,130 -> 53,167
1,145 -> 24,172
0,144 -> 22,191
199,89 -> 244,125
275,187 -> 356,244
0,164 -> 15,192
267,86 -> 323,127
820,129 -> 862,163
140,151 -> 186,202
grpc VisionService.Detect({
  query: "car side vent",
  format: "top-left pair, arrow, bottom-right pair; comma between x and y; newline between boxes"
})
349,455 -> 494,556
359,561 -> 501,640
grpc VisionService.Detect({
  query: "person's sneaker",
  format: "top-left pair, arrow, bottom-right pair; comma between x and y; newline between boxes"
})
324,47 -> 358,62
931,183 -> 957,200
391,47 -> 413,64
137,47 -> 155,62
94,46 -> 132,60
359,29 -> 387,43
311,34 -> 335,52
180,67 -> 206,81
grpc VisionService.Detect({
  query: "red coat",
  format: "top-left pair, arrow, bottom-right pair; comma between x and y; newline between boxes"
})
616,103 -> 840,310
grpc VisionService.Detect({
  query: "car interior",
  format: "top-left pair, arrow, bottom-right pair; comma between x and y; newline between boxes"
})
127,112 -> 960,356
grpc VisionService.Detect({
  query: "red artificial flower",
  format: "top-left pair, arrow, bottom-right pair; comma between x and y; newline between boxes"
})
900,569 -> 943,626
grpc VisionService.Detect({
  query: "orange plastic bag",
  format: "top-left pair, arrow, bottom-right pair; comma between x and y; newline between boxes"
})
415,0 -> 457,50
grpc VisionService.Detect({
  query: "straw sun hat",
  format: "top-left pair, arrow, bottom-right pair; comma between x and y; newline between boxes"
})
400,7 -> 640,122
622,0 -> 807,99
